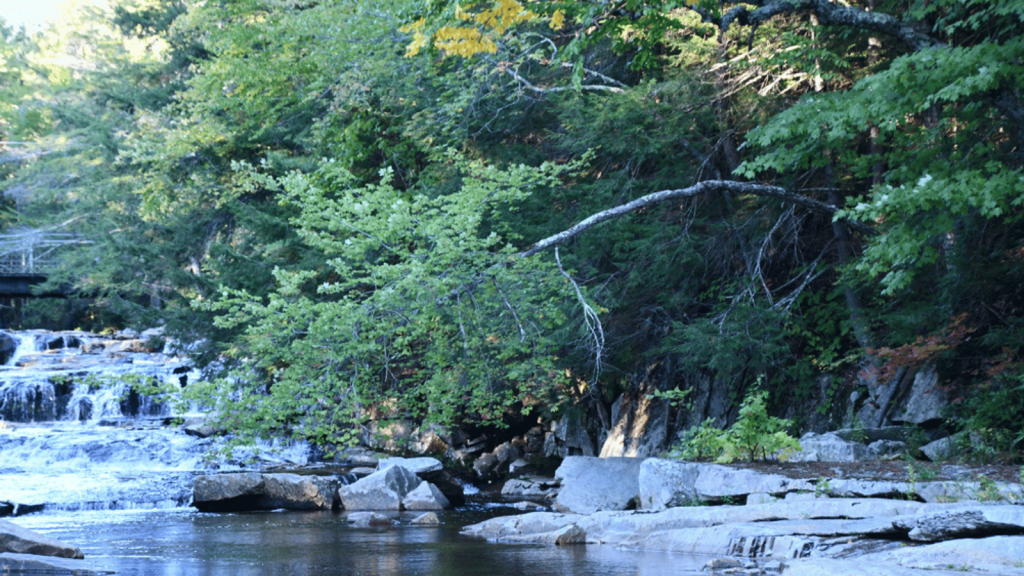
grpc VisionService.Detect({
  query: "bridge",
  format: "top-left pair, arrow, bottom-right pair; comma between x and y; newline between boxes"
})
0,230 -> 80,297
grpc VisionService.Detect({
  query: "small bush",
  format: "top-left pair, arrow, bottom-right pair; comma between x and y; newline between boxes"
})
673,388 -> 801,463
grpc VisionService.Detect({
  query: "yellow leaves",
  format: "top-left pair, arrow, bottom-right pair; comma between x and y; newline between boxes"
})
434,26 -> 499,58
402,0 -> 561,59
550,9 -> 565,30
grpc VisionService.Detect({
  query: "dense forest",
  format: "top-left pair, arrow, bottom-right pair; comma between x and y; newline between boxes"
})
1,0 -> 1022,461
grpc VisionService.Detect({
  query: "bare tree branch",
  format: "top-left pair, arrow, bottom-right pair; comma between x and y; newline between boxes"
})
520,180 -> 875,258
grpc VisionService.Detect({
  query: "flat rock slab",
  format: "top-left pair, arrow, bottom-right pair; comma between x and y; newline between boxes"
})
624,524 -> 817,558
0,552 -> 111,574
377,457 -> 442,475
554,456 -> 643,514
861,535 -> 1024,573
893,505 -> 1024,541
462,512 -> 582,540
0,519 -> 84,559
781,558 -> 995,576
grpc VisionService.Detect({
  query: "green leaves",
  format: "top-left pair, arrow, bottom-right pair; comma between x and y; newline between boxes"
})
199,155 -> 583,446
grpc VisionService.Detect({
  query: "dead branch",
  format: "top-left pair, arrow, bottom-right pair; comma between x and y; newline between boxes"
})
520,180 -> 876,258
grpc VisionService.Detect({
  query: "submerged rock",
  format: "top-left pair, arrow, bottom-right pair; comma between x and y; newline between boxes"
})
0,520 -> 84,559
0,553 -> 108,575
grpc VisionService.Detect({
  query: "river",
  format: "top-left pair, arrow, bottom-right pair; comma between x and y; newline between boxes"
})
0,330 -> 708,575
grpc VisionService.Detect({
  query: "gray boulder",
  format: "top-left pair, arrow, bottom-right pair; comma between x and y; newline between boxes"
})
501,478 -> 558,499
339,465 -> 419,510
790,432 -> 872,462
554,456 -> 643,514
411,512 -> 441,525
638,458 -> 700,510
401,481 -> 451,510
260,473 -> 333,510
0,520 -> 84,559
920,435 -> 959,461
192,473 -> 265,512
693,464 -> 813,503
866,439 -> 907,460
417,469 -> 466,507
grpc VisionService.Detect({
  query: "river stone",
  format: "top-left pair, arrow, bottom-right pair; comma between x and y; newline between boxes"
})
554,456 -> 643,514
339,465 -> 419,510
826,479 -> 905,499
377,457 -> 443,475
892,505 -> 1024,541
411,512 -> 440,525
0,553 -> 107,574
347,512 -> 395,527
693,464 -> 813,502
417,469 -> 466,507
790,432 -> 872,462
916,480 -> 1024,503
920,435 -> 959,461
501,478 -> 557,499
0,520 -> 84,559
192,473 -> 265,512
638,458 -> 700,510
260,473 -> 331,510
402,481 -> 450,510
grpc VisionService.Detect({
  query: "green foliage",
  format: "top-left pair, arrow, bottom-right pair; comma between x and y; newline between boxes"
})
948,373 -> 1024,462
675,388 -> 801,463
192,155 -> 584,447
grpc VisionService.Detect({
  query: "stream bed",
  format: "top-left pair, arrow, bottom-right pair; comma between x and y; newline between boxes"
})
0,330 -> 711,575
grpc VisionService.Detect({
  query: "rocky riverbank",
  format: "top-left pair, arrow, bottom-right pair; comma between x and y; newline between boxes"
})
463,456 -> 1024,575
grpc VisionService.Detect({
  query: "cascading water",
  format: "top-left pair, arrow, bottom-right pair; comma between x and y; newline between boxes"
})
0,329 -> 303,515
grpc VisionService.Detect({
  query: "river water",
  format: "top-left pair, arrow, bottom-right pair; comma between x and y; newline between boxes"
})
0,330 -> 707,575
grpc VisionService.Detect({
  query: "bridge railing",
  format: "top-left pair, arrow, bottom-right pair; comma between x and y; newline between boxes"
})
0,232 -> 82,276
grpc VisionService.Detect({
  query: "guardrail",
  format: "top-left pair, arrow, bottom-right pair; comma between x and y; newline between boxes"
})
0,231 -> 81,276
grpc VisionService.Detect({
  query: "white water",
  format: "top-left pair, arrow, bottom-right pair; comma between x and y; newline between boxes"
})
0,329 -> 310,514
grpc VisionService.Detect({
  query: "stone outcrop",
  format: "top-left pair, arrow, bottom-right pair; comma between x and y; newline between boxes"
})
377,457 -> 443,475
791,432 -> 873,462
553,456 -> 643,514
0,520 -> 84,559
599,383 -> 670,458
464,455 -> 1024,575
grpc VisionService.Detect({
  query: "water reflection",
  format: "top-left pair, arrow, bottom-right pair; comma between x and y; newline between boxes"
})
19,508 -> 708,576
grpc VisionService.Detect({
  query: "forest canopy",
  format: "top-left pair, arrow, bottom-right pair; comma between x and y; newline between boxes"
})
2,0 -> 1022,460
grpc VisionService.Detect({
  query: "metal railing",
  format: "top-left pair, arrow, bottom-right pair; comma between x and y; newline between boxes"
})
0,231 -> 81,276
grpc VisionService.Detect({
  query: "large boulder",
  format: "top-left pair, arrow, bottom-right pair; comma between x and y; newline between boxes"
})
693,464 -> 813,503
260,474 -> 334,510
0,520 -> 84,559
401,481 -> 451,510
339,465 -> 420,510
193,473 -> 265,512
553,456 -> 643,514
638,458 -> 700,510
